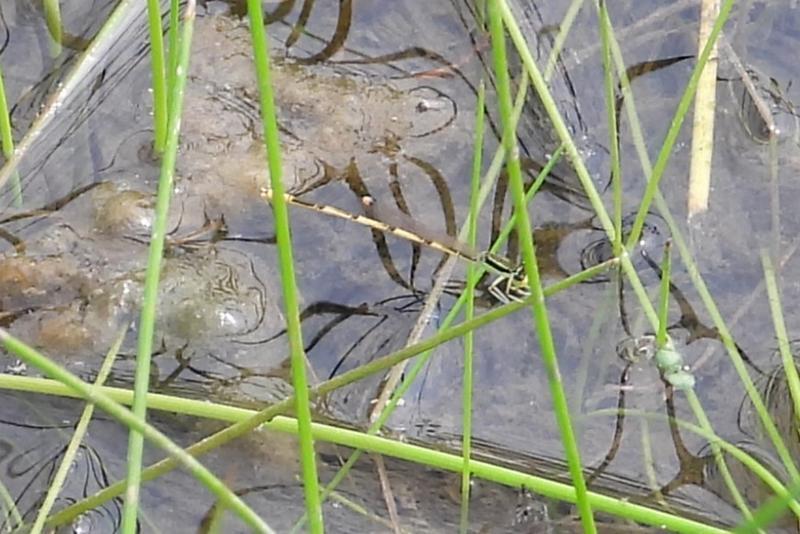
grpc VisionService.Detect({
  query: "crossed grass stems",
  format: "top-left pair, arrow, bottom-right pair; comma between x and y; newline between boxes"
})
2,0 -> 798,531
258,185 -> 737,496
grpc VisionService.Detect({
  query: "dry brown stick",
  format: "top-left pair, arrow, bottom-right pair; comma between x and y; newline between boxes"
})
372,453 -> 403,534
687,0 -> 721,218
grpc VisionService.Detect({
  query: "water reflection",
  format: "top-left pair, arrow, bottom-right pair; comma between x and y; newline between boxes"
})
0,394 -> 125,533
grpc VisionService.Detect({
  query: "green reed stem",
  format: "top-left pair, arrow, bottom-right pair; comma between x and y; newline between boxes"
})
687,392 -> 756,522
166,0 -> 181,111
42,0 -> 63,57
605,7 -> 800,490
624,0 -> 734,249
459,80 -> 486,534
40,275 -> 542,529
246,2 -> 323,532
656,242 -> 671,347
761,251 -> 800,436
498,2 -> 614,238
146,0 -> 168,153
490,2 -> 595,531
0,329 -> 274,533
598,2 -> 621,255
734,477 -> 800,533
544,0 -> 583,82
30,326 -> 126,534
123,4 -> 194,532
4,367 -> 727,533
0,64 -> 21,206
0,463 -> 21,529
591,407 -> 799,522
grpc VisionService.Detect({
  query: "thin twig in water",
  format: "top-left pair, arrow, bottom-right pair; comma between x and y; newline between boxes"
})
687,0 -> 720,218
372,453 -> 403,534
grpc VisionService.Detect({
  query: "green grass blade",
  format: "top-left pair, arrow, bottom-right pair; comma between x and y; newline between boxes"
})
0,64 -> 21,206
123,3 -> 195,531
42,0 -> 63,57
604,11 -> 800,485
459,79 -> 486,534
657,241 -> 672,347
686,392 -> 756,522
544,0 -> 583,82
16,265 -> 613,529
166,0 -> 181,111
498,1 -> 614,239
0,330 -> 274,533
624,0 -> 734,249
245,1 -> 323,531
761,251 -> 800,438
490,3 -> 596,531
734,477 -> 800,533
0,0 -> 146,196
597,2 -> 621,254
0,475 -> 22,531
146,0 -> 168,153
30,325 -> 128,534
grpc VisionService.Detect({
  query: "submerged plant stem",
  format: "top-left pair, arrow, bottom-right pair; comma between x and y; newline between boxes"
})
246,1 -> 323,531
490,2 -> 596,532
124,3 -> 195,531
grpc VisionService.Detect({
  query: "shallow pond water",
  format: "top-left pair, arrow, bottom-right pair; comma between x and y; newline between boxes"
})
1,0 -> 800,531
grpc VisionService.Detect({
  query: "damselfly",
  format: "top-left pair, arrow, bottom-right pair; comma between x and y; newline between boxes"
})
260,188 -> 530,303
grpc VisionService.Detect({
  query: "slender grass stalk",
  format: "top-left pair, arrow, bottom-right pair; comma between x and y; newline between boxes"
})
166,0 -> 181,111
656,242 -> 671,347
497,1 -> 613,239
30,260 -> 615,530
543,0 -> 584,82
686,393 -> 756,522
761,251 -> 800,433
604,8 -> 800,487
42,0 -> 63,57
514,2 -> 789,520
6,373 -> 739,532
0,329 -> 274,533
123,4 -> 195,531
245,2 -> 323,531
459,80 -> 485,534
734,477 -> 800,533
597,2 -> 621,256
0,0 -> 145,194
0,64 -> 21,206
289,147 -> 572,533
9,362 -> 782,532
3,367 -> 733,533
0,476 -> 22,531
489,2 -> 596,531
271,414 -> 730,532
624,0 -> 734,249
146,0 -> 168,153
30,325 -> 127,534
591,407 -> 800,520
639,420 -> 665,504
